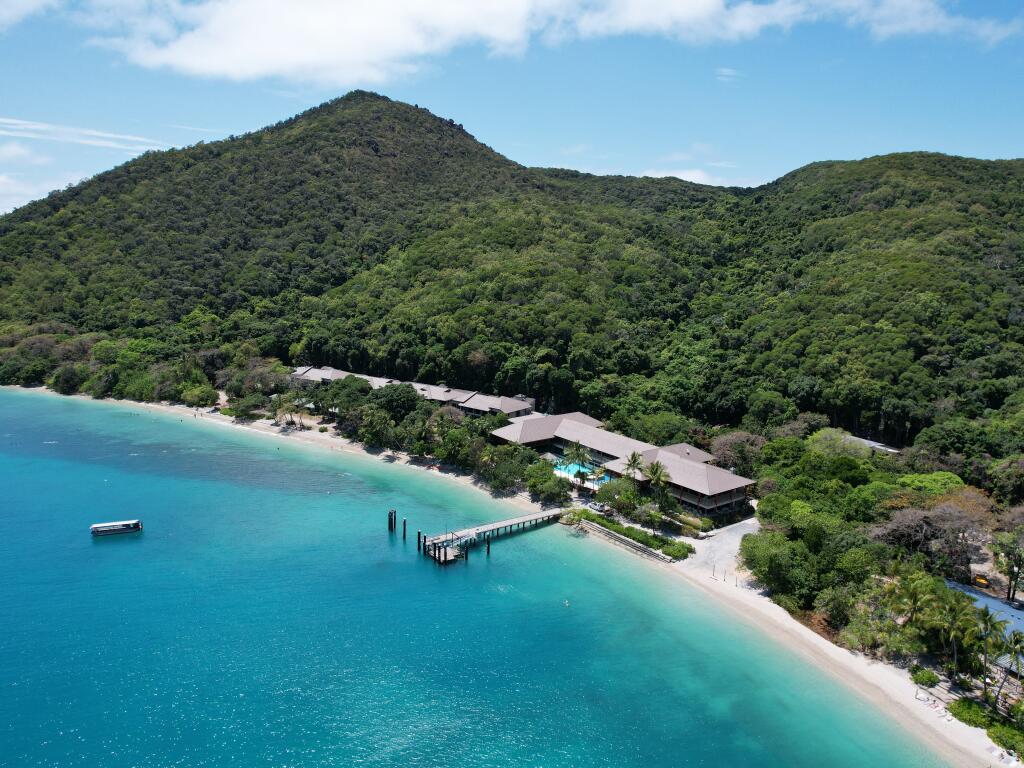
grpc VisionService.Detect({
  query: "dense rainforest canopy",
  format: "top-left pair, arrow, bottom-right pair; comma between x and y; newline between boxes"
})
1,91 -> 1022,469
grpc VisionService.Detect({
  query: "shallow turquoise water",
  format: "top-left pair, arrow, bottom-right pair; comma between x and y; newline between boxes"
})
0,389 -> 944,767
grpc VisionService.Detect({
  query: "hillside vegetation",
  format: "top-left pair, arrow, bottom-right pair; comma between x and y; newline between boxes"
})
1,92 -> 1022,481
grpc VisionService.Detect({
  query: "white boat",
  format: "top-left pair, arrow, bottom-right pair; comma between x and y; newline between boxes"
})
90,520 -> 143,536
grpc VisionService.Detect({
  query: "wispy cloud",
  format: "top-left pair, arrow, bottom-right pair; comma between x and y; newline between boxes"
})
0,141 -> 51,164
0,171 -> 84,214
0,0 -> 57,31
716,66 -> 740,83
6,1 -> 1016,87
639,167 -> 766,187
0,117 -> 168,152
560,142 -> 590,155
659,142 -> 716,163
168,123 -> 229,135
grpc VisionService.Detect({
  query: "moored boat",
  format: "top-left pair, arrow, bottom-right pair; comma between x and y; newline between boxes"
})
90,520 -> 143,536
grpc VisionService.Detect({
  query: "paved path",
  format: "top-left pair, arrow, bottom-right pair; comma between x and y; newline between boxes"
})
679,517 -> 760,576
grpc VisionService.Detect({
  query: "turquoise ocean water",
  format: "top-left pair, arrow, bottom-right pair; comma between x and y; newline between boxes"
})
0,389 -> 943,767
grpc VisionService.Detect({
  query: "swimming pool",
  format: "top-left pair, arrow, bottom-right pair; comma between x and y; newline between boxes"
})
554,462 -> 611,486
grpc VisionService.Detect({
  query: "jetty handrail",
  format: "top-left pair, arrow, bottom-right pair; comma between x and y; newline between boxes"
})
423,508 -> 564,545
422,508 -> 566,564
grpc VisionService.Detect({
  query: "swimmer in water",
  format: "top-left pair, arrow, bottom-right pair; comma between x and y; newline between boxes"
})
564,600 -> 570,607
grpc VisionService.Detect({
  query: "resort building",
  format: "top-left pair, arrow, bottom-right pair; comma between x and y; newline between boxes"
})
290,366 -> 534,418
491,412 -> 753,516
847,435 -> 901,455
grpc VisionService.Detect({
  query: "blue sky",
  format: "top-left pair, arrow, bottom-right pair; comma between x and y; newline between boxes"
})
0,1 -> 1021,212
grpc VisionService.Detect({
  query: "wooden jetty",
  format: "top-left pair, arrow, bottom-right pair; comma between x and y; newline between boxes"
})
421,508 -> 565,565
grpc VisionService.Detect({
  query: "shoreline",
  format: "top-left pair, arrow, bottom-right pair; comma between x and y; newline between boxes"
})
3,386 -> 547,518
4,386 -> 998,767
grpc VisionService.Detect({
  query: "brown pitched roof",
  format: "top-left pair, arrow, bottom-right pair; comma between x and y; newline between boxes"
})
493,412 -> 753,497
491,412 -> 602,444
604,449 -> 753,495
460,392 -> 534,414
660,442 -> 716,464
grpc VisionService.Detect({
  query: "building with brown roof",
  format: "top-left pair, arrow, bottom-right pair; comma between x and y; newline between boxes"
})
290,367 -> 534,417
492,413 -> 753,516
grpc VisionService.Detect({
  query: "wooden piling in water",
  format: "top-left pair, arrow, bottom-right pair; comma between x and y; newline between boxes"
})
402,518 -> 407,539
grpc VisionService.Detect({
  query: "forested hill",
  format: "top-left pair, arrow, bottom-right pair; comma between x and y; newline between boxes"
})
1,91 -> 1022,455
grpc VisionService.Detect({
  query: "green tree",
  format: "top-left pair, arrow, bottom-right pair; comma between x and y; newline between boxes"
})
995,631 -> 1024,709
357,405 -> 395,449
564,441 -> 594,489
946,593 -> 981,674
181,383 -> 218,408
978,607 -> 1009,701
642,460 -> 670,508
993,528 -> 1024,602
623,451 -> 644,488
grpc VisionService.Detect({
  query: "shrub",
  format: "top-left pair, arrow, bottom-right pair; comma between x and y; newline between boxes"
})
911,667 -> 940,687
318,426 -> 328,433
897,471 -> 965,496
50,362 -> 89,395
662,541 -> 695,560
181,383 -> 218,408
948,699 -> 992,728
988,724 -> 1024,756
525,461 -> 572,505
575,510 -> 692,560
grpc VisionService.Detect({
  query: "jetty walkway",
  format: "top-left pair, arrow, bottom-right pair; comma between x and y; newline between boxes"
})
421,508 -> 565,564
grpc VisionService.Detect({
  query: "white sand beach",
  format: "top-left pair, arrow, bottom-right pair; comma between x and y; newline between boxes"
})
9,387 -> 1003,767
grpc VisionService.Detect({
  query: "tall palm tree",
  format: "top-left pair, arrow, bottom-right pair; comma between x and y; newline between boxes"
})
979,606 -> 1010,701
564,441 -> 593,489
274,394 -> 295,426
947,593 -> 980,675
624,451 -> 644,488
995,630 -> 1024,709
642,461 -> 669,508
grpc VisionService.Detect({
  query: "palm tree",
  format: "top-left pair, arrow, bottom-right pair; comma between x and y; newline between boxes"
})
642,460 -> 669,508
624,451 -> 644,488
995,630 -> 1024,709
274,394 -> 295,426
294,400 -> 310,428
891,571 -> 937,628
979,606 -> 1010,701
564,441 -> 593,489
947,593 -> 980,675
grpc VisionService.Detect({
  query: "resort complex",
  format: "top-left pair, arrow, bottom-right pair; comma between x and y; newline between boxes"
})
292,366 -> 753,516
491,412 -> 754,516
291,366 -> 535,417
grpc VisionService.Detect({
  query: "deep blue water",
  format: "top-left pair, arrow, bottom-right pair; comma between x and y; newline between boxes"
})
0,389 -> 944,767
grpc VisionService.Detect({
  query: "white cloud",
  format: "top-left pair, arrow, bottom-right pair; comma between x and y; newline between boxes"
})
10,1 -> 1015,87
0,171 -> 84,213
168,123 -> 229,134
640,166 -> 762,187
0,141 -> 50,164
0,117 -> 168,151
0,0 -> 58,30
823,0 -> 1016,41
716,66 -> 740,82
